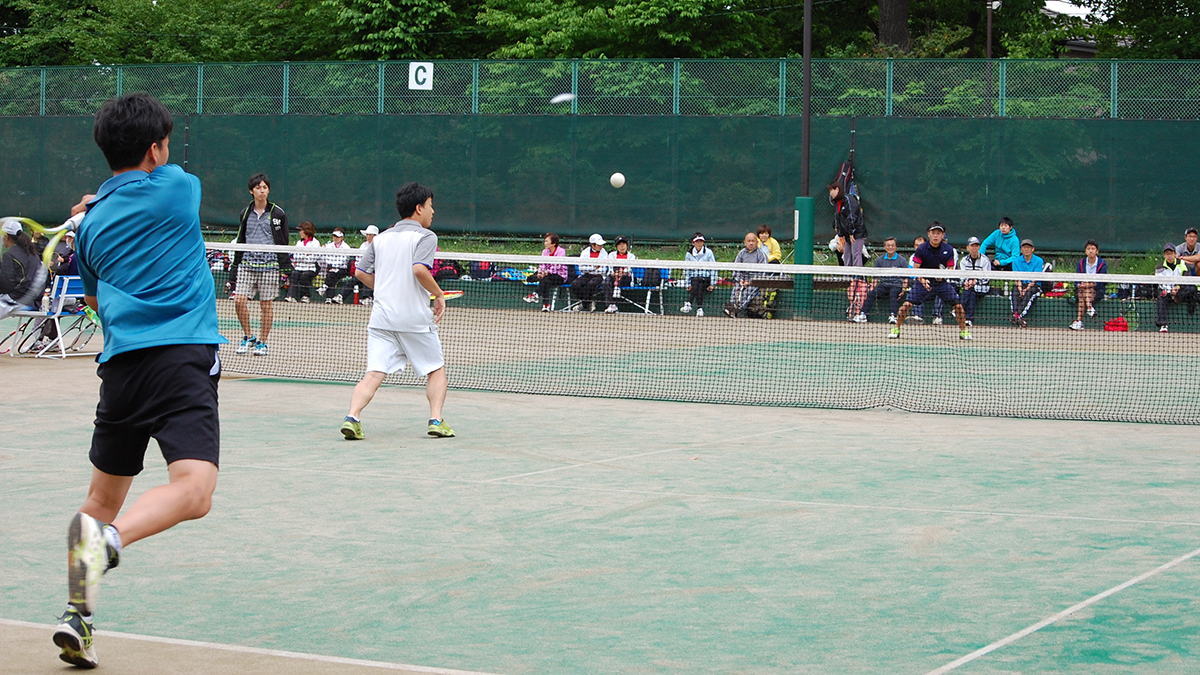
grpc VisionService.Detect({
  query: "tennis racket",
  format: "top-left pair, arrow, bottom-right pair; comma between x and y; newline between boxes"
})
2,214 -> 83,269
431,290 -> 464,301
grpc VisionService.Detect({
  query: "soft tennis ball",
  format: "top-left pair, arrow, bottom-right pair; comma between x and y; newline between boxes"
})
610,172 -> 626,188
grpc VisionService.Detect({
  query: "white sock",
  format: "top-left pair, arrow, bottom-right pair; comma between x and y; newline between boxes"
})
103,524 -> 123,554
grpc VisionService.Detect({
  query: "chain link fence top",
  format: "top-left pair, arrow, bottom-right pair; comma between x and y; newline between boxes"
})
3,59 -> 1200,119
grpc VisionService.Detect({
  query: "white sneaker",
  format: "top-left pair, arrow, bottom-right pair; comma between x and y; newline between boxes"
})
1160,325 -> 1169,333
588,302 -> 596,313
569,304 -> 581,312
888,314 -> 897,324
523,292 -> 538,303
361,297 -> 372,306
285,296 -> 296,303
933,316 -> 943,325
605,304 -> 619,313
300,296 -> 310,303
1070,320 -> 1084,331
680,302 -> 692,313
331,295 -> 343,305
1087,306 -> 1096,317
965,319 -> 973,327
851,313 -> 867,323
696,308 -> 704,317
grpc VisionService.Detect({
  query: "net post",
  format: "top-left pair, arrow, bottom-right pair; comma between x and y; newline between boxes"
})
794,196 -> 814,316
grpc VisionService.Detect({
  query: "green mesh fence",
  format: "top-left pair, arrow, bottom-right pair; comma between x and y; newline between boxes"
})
2,114 -> 1195,251
196,245 -> 1200,425
3,59 -> 1200,119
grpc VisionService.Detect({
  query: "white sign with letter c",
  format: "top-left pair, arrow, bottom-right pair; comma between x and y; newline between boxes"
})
408,62 -> 433,90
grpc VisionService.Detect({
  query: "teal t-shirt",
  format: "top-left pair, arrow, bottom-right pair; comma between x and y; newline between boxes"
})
77,164 -> 225,362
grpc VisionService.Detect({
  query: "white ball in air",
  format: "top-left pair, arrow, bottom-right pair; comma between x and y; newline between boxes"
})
610,172 -> 626,188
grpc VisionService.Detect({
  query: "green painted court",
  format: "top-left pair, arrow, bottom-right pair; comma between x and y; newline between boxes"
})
2,355 -> 1199,674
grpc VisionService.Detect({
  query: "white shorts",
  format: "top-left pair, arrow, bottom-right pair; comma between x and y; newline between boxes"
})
234,267 -> 279,300
366,326 -> 444,377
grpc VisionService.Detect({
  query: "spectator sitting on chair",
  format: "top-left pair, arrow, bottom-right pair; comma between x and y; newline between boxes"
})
524,232 -> 568,312
682,232 -> 716,316
286,221 -> 321,303
1156,244 -> 1196,333
979,217 -> 1020,272
1178,227 -> 1200,273
956,236 -> 991,327
724,232 -> 768,318
232,172 -> 289,357
1069,239 -> 1107,331
757,225 -> 782,263
602,237 -> 636,314
571,233 -> 609,312
853,237 -> 907,324
357,224 -> 378,304
0,219 -> 49,321
829,181 -> 865,266
51,230 -> 80,276
890,222 -> 971,340
321,228 -> 354,304
1010,238 -> 1044,327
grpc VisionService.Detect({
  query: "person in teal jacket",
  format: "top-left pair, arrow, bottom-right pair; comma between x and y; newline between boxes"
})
979,217 -> 1020,270
1011,238 -> 1045,326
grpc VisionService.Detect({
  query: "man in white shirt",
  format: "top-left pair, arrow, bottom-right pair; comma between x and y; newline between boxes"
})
341,184 -> 454,439
321,228 -> 354,304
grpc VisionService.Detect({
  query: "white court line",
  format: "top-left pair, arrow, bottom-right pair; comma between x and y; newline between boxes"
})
482,424 -> 810,482
923,545 -> 1200,675
0,618 -> 506,675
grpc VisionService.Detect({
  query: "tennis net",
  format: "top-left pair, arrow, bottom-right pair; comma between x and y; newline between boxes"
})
207,243 -> 1200,425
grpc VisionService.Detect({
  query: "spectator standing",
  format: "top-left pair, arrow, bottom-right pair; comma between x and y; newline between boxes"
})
681,233 -> 716,316
1177,227 -> 1199,273
571,234 -> 609,312
1156,244 -> 1196,333
956,236 -> 991,326
829,181 -> 865,266
285,221 -> 321,303
724,232 -> 768,317
1010,238 -> 1044,327
853,237 -> 908,324
0,220 -> 48,320
889,222 -> 971,340
757,225 -> 782,263
357,225 -> 378,304
603,237 -> 636,313
321,229 -> 355,304
523,233 -> 567,311
231,173 -> 288,356
1069,240 -> 1107,330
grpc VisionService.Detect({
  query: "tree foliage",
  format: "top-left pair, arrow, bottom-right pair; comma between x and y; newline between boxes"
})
0,0 -> 1193,67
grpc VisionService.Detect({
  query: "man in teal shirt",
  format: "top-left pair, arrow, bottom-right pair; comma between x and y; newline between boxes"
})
1010,238 -> 1045,327
53,93 -> 225,669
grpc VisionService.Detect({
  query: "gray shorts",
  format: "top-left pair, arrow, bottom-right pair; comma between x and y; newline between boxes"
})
235,267 -> 279,300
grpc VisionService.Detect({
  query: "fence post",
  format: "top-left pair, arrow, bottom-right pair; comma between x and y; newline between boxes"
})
377,62 -> 385,114
282,63 -> 290,114
196,64 -> 204,114
39,67 -> 45,116
571,59 -> 579,114
998,59 -> 1007,117
471,60 -> 479,114
778,58 -> 787,116
116,66 -> 122,97
1110,60 -> 1118,118
885,58 -> 893,116
672,59 -> 680,115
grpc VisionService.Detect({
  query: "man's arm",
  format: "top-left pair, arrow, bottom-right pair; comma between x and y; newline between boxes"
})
85,295 -> 97,311
354,269 -> 375,289
413,264 -> 446,322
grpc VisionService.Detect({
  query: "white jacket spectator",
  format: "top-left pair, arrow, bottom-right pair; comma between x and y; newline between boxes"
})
293,236 -> 322,272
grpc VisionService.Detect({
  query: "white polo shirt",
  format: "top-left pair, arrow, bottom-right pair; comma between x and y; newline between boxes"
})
358,220 -> 438,333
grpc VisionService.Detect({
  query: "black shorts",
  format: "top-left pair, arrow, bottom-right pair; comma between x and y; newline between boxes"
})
90,344 -> 221,476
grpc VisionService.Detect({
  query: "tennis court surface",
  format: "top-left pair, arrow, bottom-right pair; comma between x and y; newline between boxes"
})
3,354 -> 1199,674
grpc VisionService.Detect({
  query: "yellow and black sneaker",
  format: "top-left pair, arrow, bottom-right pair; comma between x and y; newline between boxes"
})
53,606 -> 97,668
427,419 -> 455,438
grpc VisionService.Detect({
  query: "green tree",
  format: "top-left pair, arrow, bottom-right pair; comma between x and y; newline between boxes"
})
320,0 -> 495,59
1080,0 -> 1200,58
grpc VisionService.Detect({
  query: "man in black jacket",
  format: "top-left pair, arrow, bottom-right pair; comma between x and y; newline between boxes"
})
829,181 -> 866,266
230,173 -> 288,357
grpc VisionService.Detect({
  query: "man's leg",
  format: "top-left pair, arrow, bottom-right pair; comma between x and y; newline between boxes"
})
234,294 -> 252,336
81,460 -> 217,548
894,301 -> 914,325
259,300 -> 273,341
1157,292 -> 1170,327
888,287 -> 903,316
426,367 -> 447,421
349,371 -> 387,419
961,288 -> 977,320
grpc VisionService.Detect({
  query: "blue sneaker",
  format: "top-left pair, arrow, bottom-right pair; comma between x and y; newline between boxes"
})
252,339 -> 268,356
235,335 -> 256,354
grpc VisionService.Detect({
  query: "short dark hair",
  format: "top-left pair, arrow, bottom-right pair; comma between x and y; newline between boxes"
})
299,221 -> 316,237
92,93 -> 174,171
1085,239 -> 1099,250
999,216 -> 1013,227
396,182 -> 434,218
544,233 -> 560,246
826,181 -> 842,192
756,224 -> 772,236
248,173 -> 270,191
884,236 -> 897,244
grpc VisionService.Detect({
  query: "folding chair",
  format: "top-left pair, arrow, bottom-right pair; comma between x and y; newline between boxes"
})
10,275 -> 100,359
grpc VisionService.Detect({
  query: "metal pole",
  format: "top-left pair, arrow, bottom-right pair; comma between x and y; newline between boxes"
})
986,1 -> 993,60
801,0 -> 812,197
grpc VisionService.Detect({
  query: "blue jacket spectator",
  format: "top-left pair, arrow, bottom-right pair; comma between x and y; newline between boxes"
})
979,217 -> 1020,269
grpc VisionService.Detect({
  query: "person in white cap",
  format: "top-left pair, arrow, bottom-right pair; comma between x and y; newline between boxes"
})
357,224 -> 379,304
571,233 -> 609,311
956,235 -> 991,326
681,232 -> 716,315
50,230 -> 79,276
0,219 -> 48,320
320,228 -> 354,304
